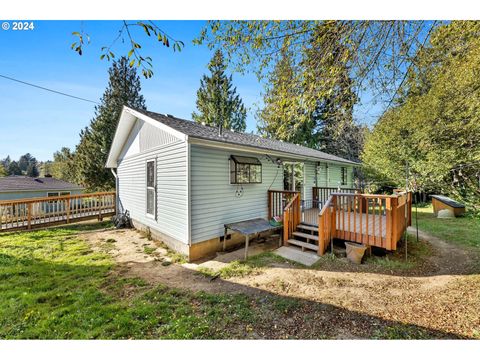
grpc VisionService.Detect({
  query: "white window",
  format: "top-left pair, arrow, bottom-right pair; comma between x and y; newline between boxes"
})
146,159 -> 156,218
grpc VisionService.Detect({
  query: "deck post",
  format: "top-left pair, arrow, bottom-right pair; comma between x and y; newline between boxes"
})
385,197 -> 392,250
330,196 -> 337,248
283,209 -> 289,246
318,214 -> 324,256
27,203 -> 32,230
66,198 -> 71,224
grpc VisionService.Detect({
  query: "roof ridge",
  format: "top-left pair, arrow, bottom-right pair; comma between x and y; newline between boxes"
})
131,107 -> 359,165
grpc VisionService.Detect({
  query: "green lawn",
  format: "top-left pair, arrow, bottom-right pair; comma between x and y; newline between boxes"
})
413,204 -> 480,250
0,223 -> 257,339
0,221 -> 470,339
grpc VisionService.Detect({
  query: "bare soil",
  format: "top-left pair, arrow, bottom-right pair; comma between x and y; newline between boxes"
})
81,227 -> 480,339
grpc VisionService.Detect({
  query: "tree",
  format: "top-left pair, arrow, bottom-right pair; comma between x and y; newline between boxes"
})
7,161 -> 22,176
75,57 -> 146,191
71,21 -> 184,79
26,163 -> 39,177
196,21 -> 440,115
362,21 -> 480,211
1,156 -> 11,170
192,50 -> 247,132
0,163 -> 6,177
18,153 -> 37,173
49,148 -> 76,182
257,25 -> 365,161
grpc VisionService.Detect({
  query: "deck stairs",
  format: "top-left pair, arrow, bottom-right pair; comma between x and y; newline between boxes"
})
287,223 -> 320,253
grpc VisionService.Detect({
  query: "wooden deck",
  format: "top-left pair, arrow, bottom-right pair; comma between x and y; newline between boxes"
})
268,188 -> 412,255
303,208 -> 387,237
0,192 -> 115,232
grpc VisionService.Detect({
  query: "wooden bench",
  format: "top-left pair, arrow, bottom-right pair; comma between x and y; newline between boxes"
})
431,195 -> 465,217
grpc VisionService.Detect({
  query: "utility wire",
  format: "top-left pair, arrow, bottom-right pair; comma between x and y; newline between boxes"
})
0,74 -> 99,104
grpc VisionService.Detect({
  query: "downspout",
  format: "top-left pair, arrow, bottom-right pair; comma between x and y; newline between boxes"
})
110,168 -> 119,215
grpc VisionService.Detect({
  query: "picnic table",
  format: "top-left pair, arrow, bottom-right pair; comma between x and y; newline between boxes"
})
223,218 -> 283,260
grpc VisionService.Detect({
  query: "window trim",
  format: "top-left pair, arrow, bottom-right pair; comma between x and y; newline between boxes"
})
146,158 -> 157,219
229,155 -> 262,184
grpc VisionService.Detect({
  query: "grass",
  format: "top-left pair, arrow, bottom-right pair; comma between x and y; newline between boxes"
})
0,220 -> 471,339
0,223 -> 258,339
198,252 -> 294,279
414,204 -> 480,251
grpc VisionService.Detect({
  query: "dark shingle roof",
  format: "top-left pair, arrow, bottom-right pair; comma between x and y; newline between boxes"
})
136,109 -> 359,165
431,195 -> 465,208
0,176 -> 83,193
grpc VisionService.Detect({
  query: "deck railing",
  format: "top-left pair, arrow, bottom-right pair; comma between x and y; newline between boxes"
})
312,186 -> 361,208
267,190 -> 299,219
0,192 -> 116,232
317,192 -> 412,255
283,192 -> 301,245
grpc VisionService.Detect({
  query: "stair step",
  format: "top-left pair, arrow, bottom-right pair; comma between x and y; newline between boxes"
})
292,231 -> 319,241
287,239 -> 319,251
297,224 -> 318,232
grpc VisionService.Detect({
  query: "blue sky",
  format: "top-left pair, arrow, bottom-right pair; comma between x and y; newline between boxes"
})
0,20 -> 380,161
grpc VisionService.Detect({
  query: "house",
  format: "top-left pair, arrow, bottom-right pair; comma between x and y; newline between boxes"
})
0,175 -> 83,201
107,106 -> 360,261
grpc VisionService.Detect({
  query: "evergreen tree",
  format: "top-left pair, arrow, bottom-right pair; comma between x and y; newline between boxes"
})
50,147 -> 76,182
192,50 -> 247,132
7,161 -> 22,175
26,163 -> 39,177
0,163 -> 6,177
75,57 -> 146,191
258,24 -> 365,161
18,153 -> 36,173
1,156 -> 11,170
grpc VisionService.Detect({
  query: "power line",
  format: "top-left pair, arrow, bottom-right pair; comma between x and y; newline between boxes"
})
0,74 -> 99,104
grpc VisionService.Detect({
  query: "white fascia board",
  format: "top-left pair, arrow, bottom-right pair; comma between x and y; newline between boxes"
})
124,107 -> 187,141
188,137 -> 361,167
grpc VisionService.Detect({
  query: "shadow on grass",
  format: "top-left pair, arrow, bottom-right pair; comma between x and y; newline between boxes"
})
0,243 -> 471,340
0,222 -> 474,339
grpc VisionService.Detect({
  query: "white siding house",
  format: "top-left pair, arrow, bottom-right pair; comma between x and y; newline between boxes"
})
107,106 -> 359,260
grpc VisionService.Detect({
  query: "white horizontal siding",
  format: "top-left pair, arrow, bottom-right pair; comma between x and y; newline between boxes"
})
190,145 -> 283,244
117,139 -> 188,244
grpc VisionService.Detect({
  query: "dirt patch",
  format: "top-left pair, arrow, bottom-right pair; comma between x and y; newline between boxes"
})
80,226 -> 480,339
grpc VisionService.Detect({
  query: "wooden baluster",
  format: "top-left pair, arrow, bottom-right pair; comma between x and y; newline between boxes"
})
353,195 -> 357,242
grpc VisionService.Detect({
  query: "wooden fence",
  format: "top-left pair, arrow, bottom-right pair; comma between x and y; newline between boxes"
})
0,192 -> 116,232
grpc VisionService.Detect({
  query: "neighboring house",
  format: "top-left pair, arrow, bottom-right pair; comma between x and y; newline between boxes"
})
0,176 -> 83,201
107,106 -> 360,260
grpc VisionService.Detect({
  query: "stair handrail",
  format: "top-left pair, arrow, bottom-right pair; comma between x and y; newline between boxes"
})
317,194 -> 336,255
282,192 -> 300,245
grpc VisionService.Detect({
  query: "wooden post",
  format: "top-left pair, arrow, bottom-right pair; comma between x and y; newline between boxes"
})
283,209 -> 289,246
318,214 -> 325,256
331,196 -> 337,244
27,203 -> 32,230
66,198 -> 71,224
